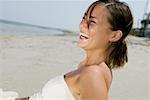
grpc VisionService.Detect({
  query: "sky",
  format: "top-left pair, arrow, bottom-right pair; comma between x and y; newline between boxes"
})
0,0 -> 149,31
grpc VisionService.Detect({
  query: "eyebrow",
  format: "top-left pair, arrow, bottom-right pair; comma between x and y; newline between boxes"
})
84,13 -> 97,20
89,16 -> 96,19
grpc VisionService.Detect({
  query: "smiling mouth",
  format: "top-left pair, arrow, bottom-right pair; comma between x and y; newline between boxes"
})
79,32 -> 89,40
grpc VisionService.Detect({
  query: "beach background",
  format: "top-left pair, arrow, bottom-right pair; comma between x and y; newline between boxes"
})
0,0 -> 150,100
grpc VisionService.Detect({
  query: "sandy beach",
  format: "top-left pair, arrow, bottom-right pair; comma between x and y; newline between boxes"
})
0,33 -> 149,100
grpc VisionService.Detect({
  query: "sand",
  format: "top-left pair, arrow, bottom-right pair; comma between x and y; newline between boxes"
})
0,33 -> 149,100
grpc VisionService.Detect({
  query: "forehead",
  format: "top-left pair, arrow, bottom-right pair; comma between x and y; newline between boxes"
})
87,4 -> 109,22
93,5 -> 108,18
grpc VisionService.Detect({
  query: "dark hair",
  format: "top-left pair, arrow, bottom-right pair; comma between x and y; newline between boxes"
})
85,0 -> 133,69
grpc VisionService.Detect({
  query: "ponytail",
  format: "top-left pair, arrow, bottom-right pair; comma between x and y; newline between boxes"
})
105,39 -> 128,69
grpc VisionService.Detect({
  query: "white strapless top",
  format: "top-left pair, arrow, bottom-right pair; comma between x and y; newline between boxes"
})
29,74 -> 75,100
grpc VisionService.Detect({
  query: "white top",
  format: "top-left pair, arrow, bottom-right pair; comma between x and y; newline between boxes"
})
0,88 -> 18,100
29,74 -> 75,100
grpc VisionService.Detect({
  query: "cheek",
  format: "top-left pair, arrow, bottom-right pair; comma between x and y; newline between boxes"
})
96,33 -> 108,47
89,27 -> 109,48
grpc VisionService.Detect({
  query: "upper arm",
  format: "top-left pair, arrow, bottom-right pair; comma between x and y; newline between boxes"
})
79,65 -> 108,100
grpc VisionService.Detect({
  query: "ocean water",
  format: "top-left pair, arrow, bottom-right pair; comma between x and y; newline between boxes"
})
0,19 -> 71,36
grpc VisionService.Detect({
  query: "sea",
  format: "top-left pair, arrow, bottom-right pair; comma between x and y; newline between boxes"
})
0,19 -> 74,36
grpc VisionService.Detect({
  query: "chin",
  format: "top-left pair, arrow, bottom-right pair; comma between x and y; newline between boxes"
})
77,41 -> 92,51
77,40 -> 88,48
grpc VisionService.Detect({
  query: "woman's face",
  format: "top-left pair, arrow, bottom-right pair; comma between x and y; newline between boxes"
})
77,4 -> 112,51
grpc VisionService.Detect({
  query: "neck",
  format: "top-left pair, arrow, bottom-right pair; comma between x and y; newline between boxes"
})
83,49 -> 106,66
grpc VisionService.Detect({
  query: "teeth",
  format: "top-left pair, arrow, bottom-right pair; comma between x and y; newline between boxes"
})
80,32 -> 89,39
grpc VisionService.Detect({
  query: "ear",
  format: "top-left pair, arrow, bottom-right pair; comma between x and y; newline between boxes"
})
109,30 -> 123,42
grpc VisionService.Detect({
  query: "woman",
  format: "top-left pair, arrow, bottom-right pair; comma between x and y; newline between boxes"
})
16,0 -> 133,100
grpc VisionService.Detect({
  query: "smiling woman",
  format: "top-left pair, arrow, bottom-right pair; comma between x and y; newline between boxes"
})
15,0 -> 133,100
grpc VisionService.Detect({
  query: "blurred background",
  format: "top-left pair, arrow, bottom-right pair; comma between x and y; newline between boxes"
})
0,0 -> 149,35
0,0 -> 149,100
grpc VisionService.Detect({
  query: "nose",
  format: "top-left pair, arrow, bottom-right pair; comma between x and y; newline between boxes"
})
80,19 -> 89,33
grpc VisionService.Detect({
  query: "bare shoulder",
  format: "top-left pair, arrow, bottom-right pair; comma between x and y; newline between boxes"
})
79,63 -> 109,100
80,62 -> 112,87
80,62 -> 108,78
